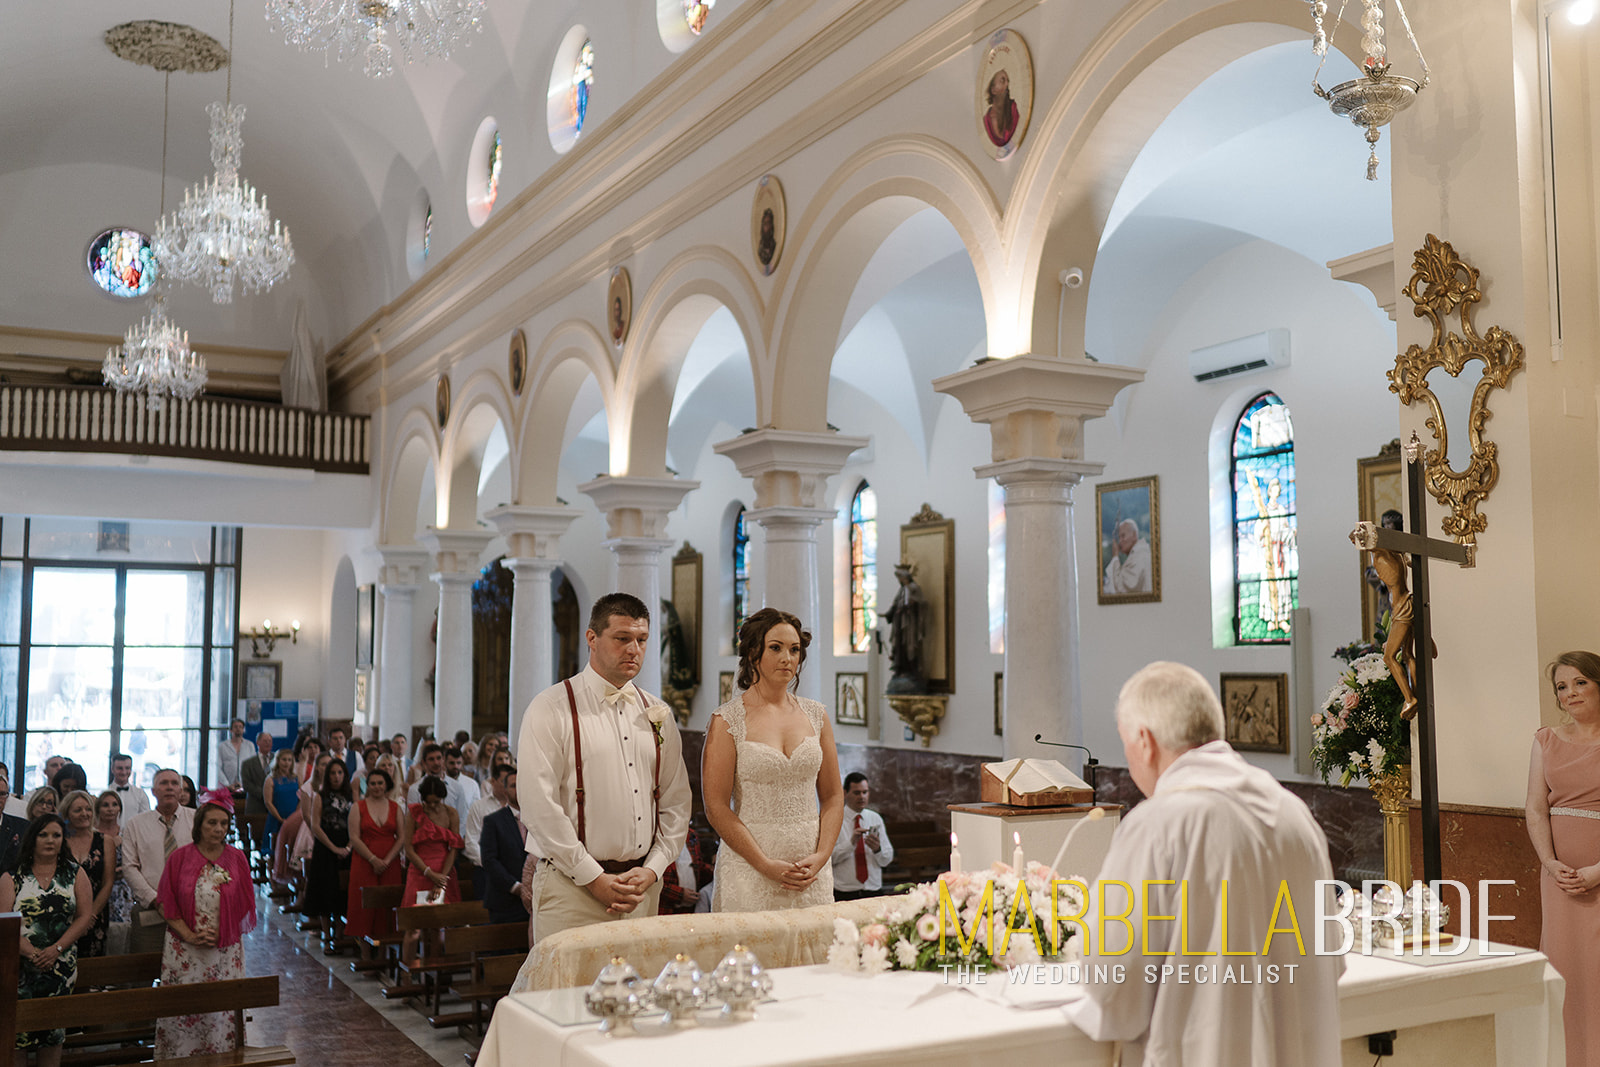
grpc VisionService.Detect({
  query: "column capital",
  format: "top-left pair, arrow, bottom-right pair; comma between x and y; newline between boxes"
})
713,428 -> 870,510
577,475 -> 699,540
975,457 -> 1105,488
374,544 -> 431,587
933,355 -> 1143,464
417,526 -> 495,576
484,504 -> 581,559
746,505 -> 836,534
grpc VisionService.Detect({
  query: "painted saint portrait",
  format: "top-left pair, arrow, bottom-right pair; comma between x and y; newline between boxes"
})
750,174 -> 786,277
508,328 -> 527,396
975,29 -> 1033,161
606,266 -> 632,347
436,373 -> 451,429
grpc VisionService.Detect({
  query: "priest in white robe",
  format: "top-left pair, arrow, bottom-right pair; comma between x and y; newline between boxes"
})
1065,661 -> 1342,1066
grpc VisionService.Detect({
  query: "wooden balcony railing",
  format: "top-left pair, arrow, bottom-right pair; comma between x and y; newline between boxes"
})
0,384 -> 369,474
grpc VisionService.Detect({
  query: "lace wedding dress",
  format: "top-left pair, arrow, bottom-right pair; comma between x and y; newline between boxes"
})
711,695 -> 834,912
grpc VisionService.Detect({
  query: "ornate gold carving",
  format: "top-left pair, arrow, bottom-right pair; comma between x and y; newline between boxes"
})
1388,235 -> 1525,546
105,21 -> 229,73
1368,764 -> 1413,886
886,694 -> 948,748
908,503 -> 946,525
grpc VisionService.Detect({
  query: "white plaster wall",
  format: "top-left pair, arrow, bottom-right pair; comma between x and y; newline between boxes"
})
239,527 -> 333,714
1076,240 -> 1398,781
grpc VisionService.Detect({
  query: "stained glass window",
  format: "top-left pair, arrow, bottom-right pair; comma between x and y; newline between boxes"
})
571,40 -> 594,136
732,507 -> 749,638
485,133 -> 502,215
1232,392 -> 1297,644
87,228 -> 156,298
684,0 -> 715,34
849,483 -> 878,653
422,201 -> 433,262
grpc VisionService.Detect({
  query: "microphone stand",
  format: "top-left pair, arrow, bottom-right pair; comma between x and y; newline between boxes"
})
1033,735 -> 1099,799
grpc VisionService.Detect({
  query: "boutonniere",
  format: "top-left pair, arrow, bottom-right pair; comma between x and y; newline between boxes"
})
645,703 -> 667,744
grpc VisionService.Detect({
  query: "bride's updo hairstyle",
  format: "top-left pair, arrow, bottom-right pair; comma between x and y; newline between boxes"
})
736,607 -> 811,691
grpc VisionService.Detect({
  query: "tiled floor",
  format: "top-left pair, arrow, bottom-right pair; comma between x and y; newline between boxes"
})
241,892 -> 479,1067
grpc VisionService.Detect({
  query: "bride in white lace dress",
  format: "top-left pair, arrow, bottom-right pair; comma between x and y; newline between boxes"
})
704,608 -> 845,912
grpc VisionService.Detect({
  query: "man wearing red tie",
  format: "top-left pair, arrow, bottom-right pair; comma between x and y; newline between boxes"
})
831,772 -> 894,901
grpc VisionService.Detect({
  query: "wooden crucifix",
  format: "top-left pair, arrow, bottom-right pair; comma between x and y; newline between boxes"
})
1349,431 -> 1473,885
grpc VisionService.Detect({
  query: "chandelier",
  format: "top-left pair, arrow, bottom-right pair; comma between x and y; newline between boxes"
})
267,0 -> 486,79
156,0 -> 294,303
1309,0 -> 1430,180
103,290 -> 207,411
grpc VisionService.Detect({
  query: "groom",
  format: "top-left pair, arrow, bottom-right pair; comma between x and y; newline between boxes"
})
516,593 -> 691,942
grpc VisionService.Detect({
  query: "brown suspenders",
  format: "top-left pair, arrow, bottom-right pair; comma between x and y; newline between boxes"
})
563,678 -> 663,853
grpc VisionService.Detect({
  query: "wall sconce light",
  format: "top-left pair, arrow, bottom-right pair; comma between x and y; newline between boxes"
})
242,618 -> 299,659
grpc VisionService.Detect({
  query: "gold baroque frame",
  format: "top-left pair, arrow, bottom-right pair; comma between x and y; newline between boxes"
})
1387,234 -> 1524,547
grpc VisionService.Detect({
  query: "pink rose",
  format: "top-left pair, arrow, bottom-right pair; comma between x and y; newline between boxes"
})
916,913 -> 941,942
862,923 -> 889,947
1343,691 -> 1360,711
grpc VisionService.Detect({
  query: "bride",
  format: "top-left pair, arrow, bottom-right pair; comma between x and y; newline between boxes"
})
703,608 -> 844,912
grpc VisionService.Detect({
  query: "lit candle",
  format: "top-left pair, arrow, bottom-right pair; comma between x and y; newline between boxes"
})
1011,831 -> 1025,874
949,832 -> 961,875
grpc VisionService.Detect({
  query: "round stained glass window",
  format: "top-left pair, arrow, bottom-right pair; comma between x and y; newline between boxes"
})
684,1 -> 714,34
571,40 -> 594,136
87,228 -> 157,298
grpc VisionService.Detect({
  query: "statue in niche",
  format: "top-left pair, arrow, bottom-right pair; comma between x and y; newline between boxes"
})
881,561 -> 928,693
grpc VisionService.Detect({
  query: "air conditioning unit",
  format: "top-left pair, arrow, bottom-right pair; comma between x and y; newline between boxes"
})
1187,329 -> 1290,382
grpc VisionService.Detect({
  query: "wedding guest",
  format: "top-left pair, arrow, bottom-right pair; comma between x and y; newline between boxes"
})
239,733 -> 275,819
108,754 -> 150,822
59,791 -> 113,958
400,776 -> 461,964
346,766 -> 404,943
1,814 -> 94,1067
327,727 -> 358,781
26,787 -> 59,822
179,776 -> 198,809
154,793 -> 255,1057
658,826 -> 714,915
443,746 -> 481,824
303,758 -> 354,933
463,763 -> 510,877
459,741 -> 480,783
263,749 -> 300,876
49,764 -> 88,799
94,790 -> 136,953
216,719 -> 248,791
0,771 -> 26,873
121,769 -> 195,955
830,773 -> 894,900
479,768 -> 530,926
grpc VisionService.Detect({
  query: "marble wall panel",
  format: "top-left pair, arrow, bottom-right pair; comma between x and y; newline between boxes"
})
1406,804 -> 1540,950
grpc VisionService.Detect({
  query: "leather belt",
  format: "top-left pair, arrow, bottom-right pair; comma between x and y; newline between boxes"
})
597,858 -> 645,875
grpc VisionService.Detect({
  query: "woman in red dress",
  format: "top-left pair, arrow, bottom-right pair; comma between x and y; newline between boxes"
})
345,766 -> 404,940
400,776 -> 462,965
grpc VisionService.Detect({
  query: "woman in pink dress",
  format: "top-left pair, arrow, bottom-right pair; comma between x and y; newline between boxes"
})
1526,649 -> 1600,1067
400,775 -> 461,965
154,792 -> 256,1058
345,766 -> 405,941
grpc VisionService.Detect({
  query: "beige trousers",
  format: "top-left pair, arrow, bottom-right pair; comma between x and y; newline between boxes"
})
530,861 -> 661,943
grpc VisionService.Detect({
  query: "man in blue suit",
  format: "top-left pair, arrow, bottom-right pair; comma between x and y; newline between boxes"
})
480,767 -> 532,927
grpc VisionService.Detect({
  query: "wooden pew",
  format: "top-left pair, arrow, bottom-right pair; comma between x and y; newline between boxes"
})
383,900 -> 489,1014
351,884 -> 405,978
63,953 -> 165,1066
429,923 -> 526,1029
16,975 -> 292,1067
455,953 -> 524,1047
1,912 -> 19,1056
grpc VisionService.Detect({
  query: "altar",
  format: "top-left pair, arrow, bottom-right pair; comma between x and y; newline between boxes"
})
477,942 -> 1564,1067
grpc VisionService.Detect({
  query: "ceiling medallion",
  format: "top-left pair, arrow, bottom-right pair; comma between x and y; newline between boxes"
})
267,0 -> 486,79
104,21 -> 229,74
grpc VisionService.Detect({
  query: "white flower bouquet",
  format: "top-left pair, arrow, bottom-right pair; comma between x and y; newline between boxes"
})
828,861 -> 1086,974
1311,651 -> 1409,786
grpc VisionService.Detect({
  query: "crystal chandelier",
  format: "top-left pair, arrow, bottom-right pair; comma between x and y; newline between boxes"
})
156,0 -> 294,303
103,289 -> 207,411
104,70 -> 208,410
267,0 -> 486,79
1309,0 -> 1430,180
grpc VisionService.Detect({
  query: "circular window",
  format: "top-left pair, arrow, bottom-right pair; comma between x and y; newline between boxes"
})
465,117 -> 502,228
547,27 -> 595,154
406,189 -> 433,280
657,0 -> 714,52
87,228 -> 157,298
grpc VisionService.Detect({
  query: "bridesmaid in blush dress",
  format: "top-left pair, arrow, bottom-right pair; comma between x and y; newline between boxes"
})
1526,650 -> 1600,1067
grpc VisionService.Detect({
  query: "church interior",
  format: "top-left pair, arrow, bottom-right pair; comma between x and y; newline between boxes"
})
3,0 -> 1599,1061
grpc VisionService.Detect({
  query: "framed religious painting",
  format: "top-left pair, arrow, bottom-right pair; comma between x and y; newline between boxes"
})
670,542 -> 702,686
606,267 -> 632,348
994,671 -> 1004,736
751,175 -> 786,277
975,29 -> 1033,161
835,672 -> 867,726
436,374 -> 451,429
1357,441 -> 1403,642
509,328 -> 527,396
898,504 -> 955,694
1220,672 -> 1289,754
356,584 -> 374,670
1096,476 -> 1161,605
241,661 -> 282,701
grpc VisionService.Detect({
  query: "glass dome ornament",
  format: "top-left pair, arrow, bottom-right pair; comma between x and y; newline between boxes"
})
156,0 -> 294,304
267,0 -> 486,79
1309,0 -> 1430,180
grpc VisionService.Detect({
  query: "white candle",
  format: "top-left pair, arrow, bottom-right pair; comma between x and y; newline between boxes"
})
1012,831 -> 1025,874
949,831 -> 962,875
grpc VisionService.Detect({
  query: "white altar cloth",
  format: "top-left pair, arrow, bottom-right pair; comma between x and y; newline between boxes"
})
477,943 -> 1563,1067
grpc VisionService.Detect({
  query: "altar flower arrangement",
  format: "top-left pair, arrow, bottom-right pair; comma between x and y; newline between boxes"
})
828,861 -> 1086,974
1311,648 -> 1409,786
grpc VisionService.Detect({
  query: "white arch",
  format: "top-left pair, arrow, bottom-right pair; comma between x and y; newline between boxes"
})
439,368 -> 516,526
515,319 -> 617,502
614,244 -> 766,476
380,409 -> 441,543
765,135 -> 1003,430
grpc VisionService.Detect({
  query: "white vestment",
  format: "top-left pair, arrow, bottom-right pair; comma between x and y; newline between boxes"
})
1104,538 -> 1152,595
1065,741 -> 1342,1066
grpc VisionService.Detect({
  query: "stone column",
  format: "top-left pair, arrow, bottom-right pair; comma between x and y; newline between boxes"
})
417,527 -> 495,744
934,356 -> 1142,762
576,476 -> 699,696
484,504 -> 581,739
713,429 -> 869,701
375,546 -> 429,746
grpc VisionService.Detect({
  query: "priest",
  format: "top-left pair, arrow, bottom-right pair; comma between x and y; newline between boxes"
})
1065,661 -> 1342,1066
